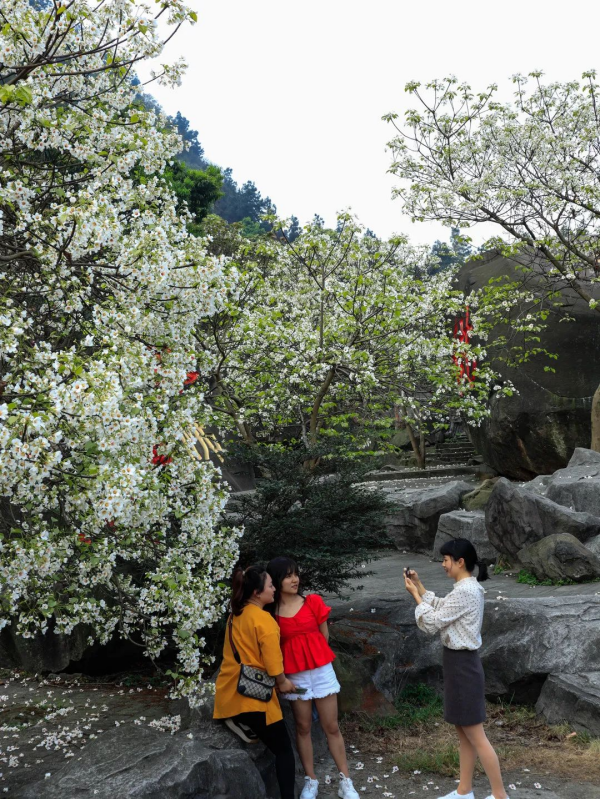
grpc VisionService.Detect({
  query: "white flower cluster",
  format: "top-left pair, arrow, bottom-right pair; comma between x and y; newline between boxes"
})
202,211 -> 522,444
147,714 -> 181,734
387,72 -> 600,304
0,0 -> 239,704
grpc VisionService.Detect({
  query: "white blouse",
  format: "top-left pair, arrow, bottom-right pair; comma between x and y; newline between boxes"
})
415,576 -> 485,651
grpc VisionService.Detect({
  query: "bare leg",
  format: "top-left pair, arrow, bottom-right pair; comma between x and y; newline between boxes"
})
291,699 -> 316,779
314,694 -> 349,777
455,725 -> 476,795
461,723 -> 507,799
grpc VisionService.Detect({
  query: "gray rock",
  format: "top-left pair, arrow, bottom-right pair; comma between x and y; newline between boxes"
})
568,447 -> 600,467
518,534 -> 600,583
461,478 -> 499,511
456,251 -> 600,481
485,478 -> 600,558
586,534 -> 600,558
0,620 -> 89,672
384,480 -> 473,553
17,725 -> 267,799
536,672 -> 600,737
330,593 -> 600,705
522,473 -> 552,496
434,510 -> 499,565
541,450 -> 600,518
173,689 -> 330,793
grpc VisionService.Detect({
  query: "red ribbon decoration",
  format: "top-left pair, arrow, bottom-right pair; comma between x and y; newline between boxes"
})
151,445 -> 173,467
453,306 -> 476,383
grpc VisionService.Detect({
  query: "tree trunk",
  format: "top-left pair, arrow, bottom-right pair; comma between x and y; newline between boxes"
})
309,367 -> 336,446
405,420 -> 426,469
592,384 -> 600,453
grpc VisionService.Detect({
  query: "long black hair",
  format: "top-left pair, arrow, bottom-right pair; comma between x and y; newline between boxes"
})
439,538 -> 489,582
266,556 -> 302,613
230,564 -> 268,615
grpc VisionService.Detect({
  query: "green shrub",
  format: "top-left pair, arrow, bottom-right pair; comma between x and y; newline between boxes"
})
226,443 -> 392,596
516,569 -> 578,587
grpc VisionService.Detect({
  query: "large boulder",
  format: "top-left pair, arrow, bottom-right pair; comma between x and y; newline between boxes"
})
537,448 -> 600,517
330,593 -> 600,705
461,478 -> 499,511
456,251 -> 600,481
536,672 -> 600,737
333,651 -> 395,716
518,534 -> 600,583
0,620 -> 89,672
485,478 -> 600,558
18,725 -> 269,799
585,534 -> 600,558
433,510 -> 499,565
384,480 -> 473,553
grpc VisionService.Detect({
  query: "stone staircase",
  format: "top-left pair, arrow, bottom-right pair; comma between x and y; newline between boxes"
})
433,433 -> 477,465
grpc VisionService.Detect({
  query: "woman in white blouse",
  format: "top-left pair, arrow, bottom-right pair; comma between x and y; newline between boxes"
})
405,538 -> 509,799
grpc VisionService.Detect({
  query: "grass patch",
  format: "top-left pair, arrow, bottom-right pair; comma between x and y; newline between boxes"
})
493,557 -> 513,574
343,695 -> 600,782
394,745 -> 460,775
516,569 -> 574,587
358,683 -> 443,731
394,683 -> 443,725
516,569 -> 600,587
588,739 -> 600,755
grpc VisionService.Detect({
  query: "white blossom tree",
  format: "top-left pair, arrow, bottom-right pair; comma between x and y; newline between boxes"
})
0,0 -> 239,703
200,212 -> 544,466
385,71 -> 600,449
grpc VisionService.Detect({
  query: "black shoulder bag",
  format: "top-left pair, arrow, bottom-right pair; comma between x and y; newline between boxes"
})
228,613 -> 276,702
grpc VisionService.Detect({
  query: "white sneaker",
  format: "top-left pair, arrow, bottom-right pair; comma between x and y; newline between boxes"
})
300,776 -> 319,799
437,792 -> 475,799
338,773 -> 360,799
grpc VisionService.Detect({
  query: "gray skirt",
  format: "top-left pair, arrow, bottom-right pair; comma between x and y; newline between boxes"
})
442,647 -> 486,726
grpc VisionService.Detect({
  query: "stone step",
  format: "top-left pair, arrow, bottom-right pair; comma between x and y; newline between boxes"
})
437,448 -> 475,454
437,455 -> 475,462
363,465 -> 477,482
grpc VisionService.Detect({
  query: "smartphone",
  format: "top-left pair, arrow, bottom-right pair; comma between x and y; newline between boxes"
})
404,567 -> 412,579
293,687 -> 308,694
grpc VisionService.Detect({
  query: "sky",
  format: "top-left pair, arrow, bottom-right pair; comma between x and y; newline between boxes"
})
139,0 -> 600,246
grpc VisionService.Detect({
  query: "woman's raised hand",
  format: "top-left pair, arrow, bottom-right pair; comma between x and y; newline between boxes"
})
404,573 -> 420,599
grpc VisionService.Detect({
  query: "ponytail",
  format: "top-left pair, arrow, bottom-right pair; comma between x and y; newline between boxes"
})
439,538 -> 489,582
231,564 -> 268,615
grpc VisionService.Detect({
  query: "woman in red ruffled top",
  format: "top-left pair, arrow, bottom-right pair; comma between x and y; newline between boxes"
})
267,557 -> 359,799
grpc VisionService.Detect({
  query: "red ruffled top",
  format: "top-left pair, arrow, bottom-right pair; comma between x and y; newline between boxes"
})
275,593 -> 335,674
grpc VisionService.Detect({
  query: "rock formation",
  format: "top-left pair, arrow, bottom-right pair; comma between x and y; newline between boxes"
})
456,251 -> 600,480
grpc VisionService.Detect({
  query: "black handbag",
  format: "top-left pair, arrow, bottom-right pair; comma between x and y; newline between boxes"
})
228,613 -> 276,702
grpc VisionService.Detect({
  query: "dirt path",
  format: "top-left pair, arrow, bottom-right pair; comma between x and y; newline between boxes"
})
1,669 -> 598,798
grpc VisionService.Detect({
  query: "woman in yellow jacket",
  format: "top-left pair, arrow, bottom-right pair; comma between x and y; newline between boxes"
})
214,565 -> 297,799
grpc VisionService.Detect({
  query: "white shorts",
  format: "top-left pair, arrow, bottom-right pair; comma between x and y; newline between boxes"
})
282,662 -> 341,701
